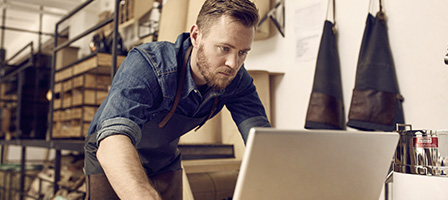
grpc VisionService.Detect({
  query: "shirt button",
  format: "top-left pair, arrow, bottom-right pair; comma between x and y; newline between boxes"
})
194,89 -> 199,93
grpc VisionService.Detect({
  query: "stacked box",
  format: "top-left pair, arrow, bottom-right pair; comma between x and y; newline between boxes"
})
52,53 -> 125,139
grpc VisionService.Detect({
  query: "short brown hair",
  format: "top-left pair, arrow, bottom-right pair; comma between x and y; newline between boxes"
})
196,0 -> 259,36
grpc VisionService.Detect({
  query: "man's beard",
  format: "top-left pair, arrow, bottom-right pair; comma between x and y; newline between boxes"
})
196,45 -> 236,90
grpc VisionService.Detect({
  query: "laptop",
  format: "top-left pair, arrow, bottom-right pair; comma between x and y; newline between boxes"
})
233,128 -> 399,200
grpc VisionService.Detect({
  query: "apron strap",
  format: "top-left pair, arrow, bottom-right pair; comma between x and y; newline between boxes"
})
325,0 -> 336,24
159,46 -> 192,128
368,0 -> 386,21
194,96 -> 218,131
325,0 -> 337,34
379,0 -> 383,13
158,46 -> 219,129
369,0 -> 384,14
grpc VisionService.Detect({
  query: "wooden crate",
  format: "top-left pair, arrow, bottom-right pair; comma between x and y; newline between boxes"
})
73,73 -> 111,90
53,126 -> 80,138
62,79 -> 72,92
53,110 -> 62,122
82,123 -> 91,137
71,106 -> 97,122
69,120 -> 91,138
52,121 -> 62,137
53,99 -> 61,110
62,93 -> 72,108
72,89 -> 108,106
55,66 -> 73,82
52,53 -> 124,139
54,83 -> 62,94
73,53 -> 125,76
56,46 -> 79,70
59,109 -> 71,121
52,111 -> 96,139
52,120 -> 81,138
1,108 -> 11,133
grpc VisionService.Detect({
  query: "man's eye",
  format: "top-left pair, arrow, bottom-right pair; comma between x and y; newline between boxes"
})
220,46 -> 230,52
239,51 -> 248,56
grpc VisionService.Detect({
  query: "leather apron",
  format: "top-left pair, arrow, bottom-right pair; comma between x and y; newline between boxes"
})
305,0 -> 345,130
347,1 -> 404,131
84,47 -> 217,199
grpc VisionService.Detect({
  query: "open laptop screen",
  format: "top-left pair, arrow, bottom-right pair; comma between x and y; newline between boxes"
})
233,128 -> 399,200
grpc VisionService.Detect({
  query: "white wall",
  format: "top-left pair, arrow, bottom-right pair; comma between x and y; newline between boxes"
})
245,0 -> 448,131
4,0 -> 448,162
3,10 -> 60,62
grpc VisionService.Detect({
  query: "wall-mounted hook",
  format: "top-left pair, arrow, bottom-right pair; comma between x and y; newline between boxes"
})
257,0 -> 285,37
445,47 -> 448,65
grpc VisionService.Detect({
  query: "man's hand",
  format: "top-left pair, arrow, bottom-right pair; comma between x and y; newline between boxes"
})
96,134 -> 162,200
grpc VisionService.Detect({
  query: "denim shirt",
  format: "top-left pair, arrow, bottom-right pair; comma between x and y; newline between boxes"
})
87,33 -> 271,148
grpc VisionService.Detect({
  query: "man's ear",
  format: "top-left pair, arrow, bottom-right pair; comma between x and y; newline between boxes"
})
190,24 -> 201,47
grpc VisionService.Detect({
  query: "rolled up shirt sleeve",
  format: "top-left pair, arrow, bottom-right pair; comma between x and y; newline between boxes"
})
93,47 -> 163,147
96,117 -> 142,146
238,116 -> 271,143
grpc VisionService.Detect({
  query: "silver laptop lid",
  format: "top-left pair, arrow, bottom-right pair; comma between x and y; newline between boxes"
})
233,127 -> 399,200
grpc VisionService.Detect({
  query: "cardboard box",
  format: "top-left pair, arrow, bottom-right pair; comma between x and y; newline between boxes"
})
73,74 -> 111,90
62,79 -> 73,92
158,0 -> 188,42
134,0 -> 154,21
72,89 -> 108,106
55,66 -> 73,82
54,83 -> 62,94
73,53 -> 125,76
71,106 -> 97,122
1,108 -> 11,133
56,46 -> 79,70
62,94 -> 72,108
53,99 -> 61,110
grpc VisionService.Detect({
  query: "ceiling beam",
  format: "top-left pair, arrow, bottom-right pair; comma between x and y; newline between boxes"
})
6,0 -> 81,11
0,2 -> 67,17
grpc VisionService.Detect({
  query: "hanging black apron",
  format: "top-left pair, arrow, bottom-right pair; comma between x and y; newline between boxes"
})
305,0 -> 345,130
84,47 -> 217,199
347,2 -> 404,131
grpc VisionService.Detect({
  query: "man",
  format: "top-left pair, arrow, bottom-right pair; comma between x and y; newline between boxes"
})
84,0 -> 271,199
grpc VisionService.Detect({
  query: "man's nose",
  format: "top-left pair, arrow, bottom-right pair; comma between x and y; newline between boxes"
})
225,53 -> 239,69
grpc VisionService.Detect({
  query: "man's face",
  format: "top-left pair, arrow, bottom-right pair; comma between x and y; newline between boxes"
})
193,16 -> 255,90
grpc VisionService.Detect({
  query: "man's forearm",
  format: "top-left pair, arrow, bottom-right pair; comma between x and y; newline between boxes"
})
96,134 -> 161,200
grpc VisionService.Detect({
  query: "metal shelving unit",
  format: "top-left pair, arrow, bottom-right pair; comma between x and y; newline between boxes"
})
0,9 -> 54,197
0,1 -> 237,199
0,0 -> 121,199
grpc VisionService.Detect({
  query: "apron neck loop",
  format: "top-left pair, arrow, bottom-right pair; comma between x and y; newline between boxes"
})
368,0 -> 386,22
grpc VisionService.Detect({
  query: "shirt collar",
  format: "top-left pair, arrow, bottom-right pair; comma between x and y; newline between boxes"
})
183,56 -> 198,98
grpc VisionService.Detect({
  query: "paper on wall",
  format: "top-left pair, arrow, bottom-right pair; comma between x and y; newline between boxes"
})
294,1 -> 324,63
